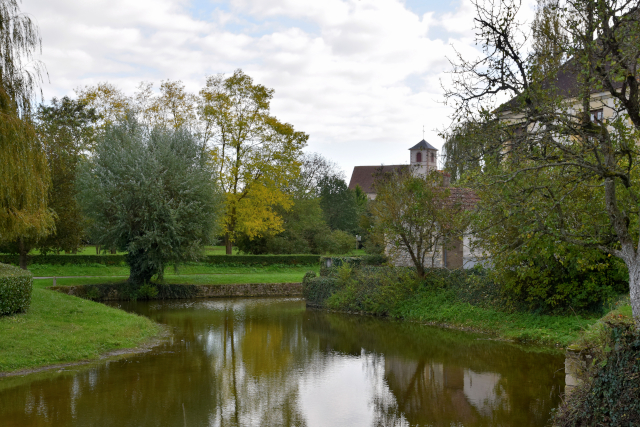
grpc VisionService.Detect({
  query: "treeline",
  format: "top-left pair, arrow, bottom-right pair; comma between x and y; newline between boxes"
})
1,69 -> 375,271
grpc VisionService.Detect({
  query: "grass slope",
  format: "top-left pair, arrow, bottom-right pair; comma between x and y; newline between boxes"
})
0,281 -> 161,373
391,287 -> 607,347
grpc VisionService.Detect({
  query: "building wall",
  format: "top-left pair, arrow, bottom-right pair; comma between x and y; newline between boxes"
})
387,233 -> 482,270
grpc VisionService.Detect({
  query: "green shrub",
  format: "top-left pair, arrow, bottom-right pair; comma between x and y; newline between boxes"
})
203,255 -> 319,266
0,262 -> 33,315
0,254 -> 320,267
324,265 -> 419,315
302,271 -> 340,307
0,254 -> 126,266
137,283 -> 159,300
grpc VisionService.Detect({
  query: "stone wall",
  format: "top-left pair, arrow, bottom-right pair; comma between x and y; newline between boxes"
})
49,283 -> 302,301
387,243 -> 444,268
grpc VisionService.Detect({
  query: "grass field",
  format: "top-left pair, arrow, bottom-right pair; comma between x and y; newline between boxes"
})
28,263 -> 319,278
0,280 -> 161,373
32,265 -> 319,288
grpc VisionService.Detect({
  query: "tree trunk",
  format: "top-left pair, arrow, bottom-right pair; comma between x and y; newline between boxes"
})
96,245 -> 100,255
626,257 -> 640,328
225,233 -> 232,255
110,247 -> 116,255
18,238 -> 27,270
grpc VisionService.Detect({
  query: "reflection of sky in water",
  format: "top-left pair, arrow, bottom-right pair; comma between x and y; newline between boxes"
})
0,298 -> 563,427
300,353 -> 387,427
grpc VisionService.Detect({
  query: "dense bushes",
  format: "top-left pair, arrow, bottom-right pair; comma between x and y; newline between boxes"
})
0,254 -> 320,267
495,246 -> 629,314
0,254 -> 126,266
304,265 -> 419,315
553,322 -> 640,426
302,271 -> 339,307
0,262 -> 32,315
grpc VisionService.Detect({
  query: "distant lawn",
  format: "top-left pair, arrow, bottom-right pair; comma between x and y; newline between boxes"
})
32,265 -> 318,288
0,282 -> 161,373
30,264 -> 319,280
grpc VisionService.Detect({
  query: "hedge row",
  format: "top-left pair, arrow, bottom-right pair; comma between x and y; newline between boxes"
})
0,262 -> 33,315
0,254 -> 321,266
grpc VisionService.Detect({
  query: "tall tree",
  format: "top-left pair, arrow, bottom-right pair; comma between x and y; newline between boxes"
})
318,176 -> 358,234
36,97 -> 98,254
444,0 -> 640,325
199,69 -> 308,254
0,0 -> 52,255
77,118 -> 223,284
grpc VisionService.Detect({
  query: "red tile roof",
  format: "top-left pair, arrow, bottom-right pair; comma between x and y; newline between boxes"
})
348,165 -> 408,194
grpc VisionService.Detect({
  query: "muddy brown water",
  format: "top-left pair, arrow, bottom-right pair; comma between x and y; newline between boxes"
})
0,298 -> 564,426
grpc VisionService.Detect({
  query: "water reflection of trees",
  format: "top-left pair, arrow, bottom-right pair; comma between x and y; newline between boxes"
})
0,299 -> 313,427
1,300 -> 563,427
302,309 -> 564,427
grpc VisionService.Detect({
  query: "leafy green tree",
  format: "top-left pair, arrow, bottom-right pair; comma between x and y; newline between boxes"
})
36,97 -> 98,254
0,0 -> 52,251
444,0 -> 640,324
235,198 -> 354,255
372,170 -> 469,278
77,118 -> 222,284
318,176 -> 358,234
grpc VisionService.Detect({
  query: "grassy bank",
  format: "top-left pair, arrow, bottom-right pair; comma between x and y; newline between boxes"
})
391,286 -> 598,346
304,266 -> 622,347
0,280 -> 161,373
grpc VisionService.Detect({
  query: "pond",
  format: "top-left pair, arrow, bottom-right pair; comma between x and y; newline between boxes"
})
0,298 -> 565,426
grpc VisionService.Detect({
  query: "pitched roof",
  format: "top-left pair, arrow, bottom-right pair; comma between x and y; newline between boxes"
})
444,187 -> 480,210
408,139 -> 438,151
348,165 -> 408,193
499,57 -> 624,113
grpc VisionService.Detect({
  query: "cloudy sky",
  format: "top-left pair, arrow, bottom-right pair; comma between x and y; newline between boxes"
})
21,0 -> 535,177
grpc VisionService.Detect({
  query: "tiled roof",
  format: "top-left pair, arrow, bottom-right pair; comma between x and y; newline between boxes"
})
348,165 -> 408,193
444,187 -> 480,210
408,139 -> 438,151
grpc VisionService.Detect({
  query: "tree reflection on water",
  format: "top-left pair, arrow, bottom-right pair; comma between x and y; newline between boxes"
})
0,298 -> 563,427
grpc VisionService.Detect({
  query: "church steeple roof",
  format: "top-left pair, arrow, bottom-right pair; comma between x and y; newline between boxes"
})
408,139 -> 437,151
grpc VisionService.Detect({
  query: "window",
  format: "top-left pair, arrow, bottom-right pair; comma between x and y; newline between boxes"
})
416,152 -> 422,162
430,152 -> 435,162
590,109 -> 603,122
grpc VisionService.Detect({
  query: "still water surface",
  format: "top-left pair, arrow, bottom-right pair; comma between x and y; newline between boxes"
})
1,298 -> 565,426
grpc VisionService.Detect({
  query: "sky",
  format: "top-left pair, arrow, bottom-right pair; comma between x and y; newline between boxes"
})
21,0 -> 535,178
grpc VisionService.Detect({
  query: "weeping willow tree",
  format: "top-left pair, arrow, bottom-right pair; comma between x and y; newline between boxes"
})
0,0 -> 52,252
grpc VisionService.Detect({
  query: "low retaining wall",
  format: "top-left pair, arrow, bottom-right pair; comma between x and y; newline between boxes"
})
564,347 -> 594,394
49,283 -> 302,301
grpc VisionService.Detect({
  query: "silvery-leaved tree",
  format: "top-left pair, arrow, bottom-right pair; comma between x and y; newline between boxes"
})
77,118 -> 223,284
443,0 -> 640,326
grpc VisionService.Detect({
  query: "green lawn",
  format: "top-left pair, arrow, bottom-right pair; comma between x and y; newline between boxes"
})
0,281 -> 161,373
31,265 -> 319,288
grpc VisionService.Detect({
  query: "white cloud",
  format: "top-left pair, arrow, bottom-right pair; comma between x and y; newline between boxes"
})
21,0 -> 534,176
